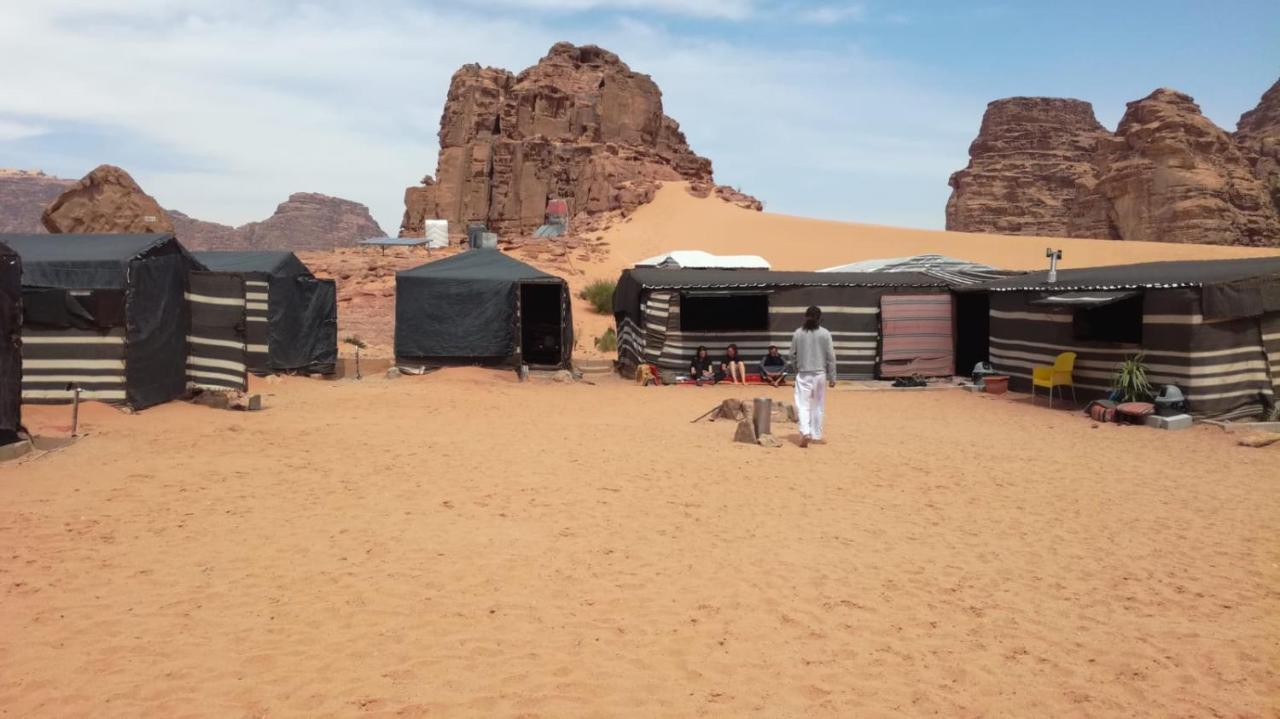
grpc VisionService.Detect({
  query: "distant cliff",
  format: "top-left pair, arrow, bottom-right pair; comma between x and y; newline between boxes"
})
947,79 -> 1280,246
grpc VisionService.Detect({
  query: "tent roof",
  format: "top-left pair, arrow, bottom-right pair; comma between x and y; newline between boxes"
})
0,233 -> 182,264
0,240 -> 14,260
192,250 -> 311,278
635,250 -> 771,270
398,249 -> 561,283
0,233 -> 197,289
975,256 -> 1280,292
820,254 -> 1019,285
621,267 -> 947,290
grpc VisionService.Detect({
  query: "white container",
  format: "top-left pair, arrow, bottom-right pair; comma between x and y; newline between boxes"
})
424,220 -> 448,249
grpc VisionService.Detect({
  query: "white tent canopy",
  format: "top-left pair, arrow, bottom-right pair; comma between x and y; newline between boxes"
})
634,250 -> 771,270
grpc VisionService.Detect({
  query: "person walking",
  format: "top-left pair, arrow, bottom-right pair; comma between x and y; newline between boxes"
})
788,306 -> 837,448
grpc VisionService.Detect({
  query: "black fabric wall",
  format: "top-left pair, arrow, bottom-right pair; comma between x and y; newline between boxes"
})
269,276 -> 337,374
0,250 -> 20,433
125,255 -> 190,410
396,276 -> 520,360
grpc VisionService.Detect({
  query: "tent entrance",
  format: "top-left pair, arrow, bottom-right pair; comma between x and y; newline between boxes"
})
878,293 -> 955,378
519,282 -> 564,367
954,292 -> 990,376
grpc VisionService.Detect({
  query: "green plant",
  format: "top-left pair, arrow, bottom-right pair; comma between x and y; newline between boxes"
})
595,327 -> 617,352
343,335 -> 368,380
577,279 -> 616,315
1111,353 -> 1153,402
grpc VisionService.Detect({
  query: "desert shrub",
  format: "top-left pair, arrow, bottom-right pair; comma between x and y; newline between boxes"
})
595,327 -> 617,352
1111,354 -> 1153,402
578,279 -> 616,315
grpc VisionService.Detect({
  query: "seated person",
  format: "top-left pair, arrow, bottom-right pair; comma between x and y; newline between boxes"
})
722,343 -> 747,384
760,345 -> 787,386
689,345 -> 716,385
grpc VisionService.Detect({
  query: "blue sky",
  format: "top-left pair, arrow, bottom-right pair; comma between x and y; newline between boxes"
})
2,1 -> 1277,233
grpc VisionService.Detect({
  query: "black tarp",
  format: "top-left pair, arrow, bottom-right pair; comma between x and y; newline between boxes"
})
0,241 -> 21,437
192,251 -> 337,374
395,250 -> 572,366
1,233 -> 198,410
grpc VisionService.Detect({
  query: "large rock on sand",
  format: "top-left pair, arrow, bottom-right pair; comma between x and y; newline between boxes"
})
947,80 -> 1280,247
42,164 -> 174,234
401,42 -> 759,239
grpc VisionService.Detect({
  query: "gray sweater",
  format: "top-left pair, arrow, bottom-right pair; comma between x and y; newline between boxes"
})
789,326 -> 837,376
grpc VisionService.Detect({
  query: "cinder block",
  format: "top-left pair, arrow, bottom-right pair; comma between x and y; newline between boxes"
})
1145,414 -> 1193,430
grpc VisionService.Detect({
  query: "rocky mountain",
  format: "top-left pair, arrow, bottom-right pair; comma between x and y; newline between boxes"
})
1235,78 -> 1280,221
945,98 -> 1109,237
12,165 -> 385,251
401,42 -> 760,239
947,79 -> 1280,247
0,170 -> 74,233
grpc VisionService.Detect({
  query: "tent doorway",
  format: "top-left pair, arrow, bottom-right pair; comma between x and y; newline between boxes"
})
519,282 -> 564,367
954,292 -> 990,375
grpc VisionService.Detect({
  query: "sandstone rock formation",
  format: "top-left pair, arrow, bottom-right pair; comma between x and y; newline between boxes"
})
33,166 -> 385,251
947,81 -> 1280,247
232,193 -> 384,252
401,42 -> 759,239
41,164 -> 175,235
0,170 -> 74,233
1235,78 -> 1280,220
945,98 -> 1108,237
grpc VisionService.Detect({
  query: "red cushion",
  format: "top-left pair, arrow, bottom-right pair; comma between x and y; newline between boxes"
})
1117,402 -> 1155,416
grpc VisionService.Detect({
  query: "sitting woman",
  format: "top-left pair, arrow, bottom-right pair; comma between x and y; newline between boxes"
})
722,343 -> 748,385
760,345 -> 787,386
689,346 -> 716,385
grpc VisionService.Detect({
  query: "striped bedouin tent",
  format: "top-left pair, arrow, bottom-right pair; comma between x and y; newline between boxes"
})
612,268 -> 950,379
0,241 -> 21,442
192,251 -> 338,375
970,257 -> 1280,420
1,233 -> 248,410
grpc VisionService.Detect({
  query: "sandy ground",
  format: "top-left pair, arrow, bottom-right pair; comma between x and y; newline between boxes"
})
2,371 -> 1277,717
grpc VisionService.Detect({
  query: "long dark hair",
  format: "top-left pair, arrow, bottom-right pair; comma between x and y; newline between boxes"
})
802,306 -> 822,331
726,343 -> 738,358
696,345 -> 709,359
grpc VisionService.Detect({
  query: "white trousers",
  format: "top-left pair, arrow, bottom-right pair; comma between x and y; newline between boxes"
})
794,370 -> 827,440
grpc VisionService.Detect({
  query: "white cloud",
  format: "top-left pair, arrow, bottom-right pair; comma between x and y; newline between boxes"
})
794,3 -> 866,25
0,119 -> 50,142
472,0 -> 758,20
0,0 -> 976,231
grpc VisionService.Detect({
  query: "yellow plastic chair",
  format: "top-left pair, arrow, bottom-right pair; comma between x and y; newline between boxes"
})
1032,352 -> 1077,407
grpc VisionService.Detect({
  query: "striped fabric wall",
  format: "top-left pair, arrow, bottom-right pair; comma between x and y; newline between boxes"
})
630,286 -> 925,380
1264,313 -> 1280,406
988,289 -> 1275,418
879,294 -> 954,377
21,326 -> 127,403
244,277 -> 270,373
186,272 -> 249,392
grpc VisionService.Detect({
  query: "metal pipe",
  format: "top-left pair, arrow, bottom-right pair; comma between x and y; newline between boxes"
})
70,383 -> 80,437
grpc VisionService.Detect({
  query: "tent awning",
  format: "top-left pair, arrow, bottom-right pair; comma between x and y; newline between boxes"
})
1030,290 -> 1140,307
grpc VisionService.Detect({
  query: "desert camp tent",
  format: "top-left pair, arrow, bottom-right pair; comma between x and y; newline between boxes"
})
968,256 -> 1280,419
613,268 -> 953,379
0,241 -> 21,443
193,251 -> 338,375
1,233 -> 249,409
395,250 -> 573,368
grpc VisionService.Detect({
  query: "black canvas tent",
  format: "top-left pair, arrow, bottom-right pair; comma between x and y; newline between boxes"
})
395,250 -> 573,367
965,256 -> 1280,419
1,233 -> 249,410
0,241 -> 21,443
193,251 -> 338,375
613,268 -> 952,379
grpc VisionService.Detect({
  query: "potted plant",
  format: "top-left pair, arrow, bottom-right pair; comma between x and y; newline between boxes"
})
1111,354 -> 1153,403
